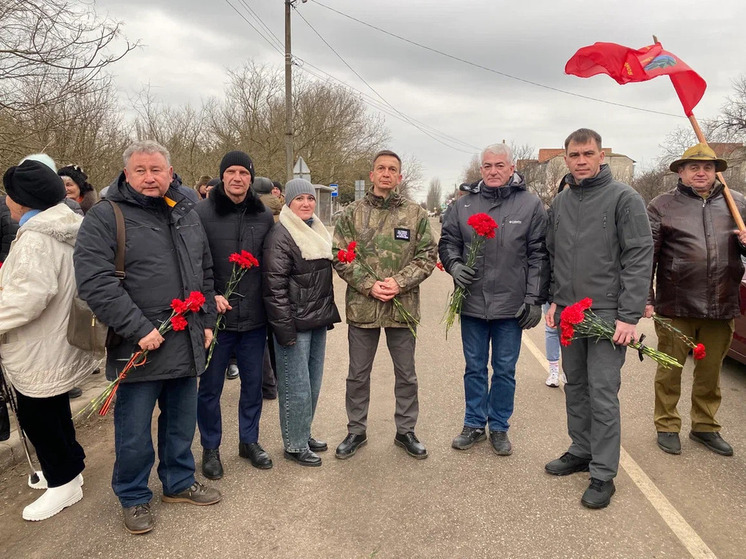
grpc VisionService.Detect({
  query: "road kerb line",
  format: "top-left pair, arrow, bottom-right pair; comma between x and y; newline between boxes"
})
522,336 -> 717,559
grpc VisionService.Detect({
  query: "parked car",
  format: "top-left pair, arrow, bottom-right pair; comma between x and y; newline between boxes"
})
727,269 -> 746,364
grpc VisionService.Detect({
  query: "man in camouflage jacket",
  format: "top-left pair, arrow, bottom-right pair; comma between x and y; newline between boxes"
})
333,150 -> 437,460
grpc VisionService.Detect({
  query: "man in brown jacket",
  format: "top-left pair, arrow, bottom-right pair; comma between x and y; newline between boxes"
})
646,143 -> 746,457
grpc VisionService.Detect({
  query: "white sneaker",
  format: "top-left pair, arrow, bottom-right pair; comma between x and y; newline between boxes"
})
29,472 -> 84,490
545,371 -> 560,387
560,372 -> 568,384
23,476 -> 83,521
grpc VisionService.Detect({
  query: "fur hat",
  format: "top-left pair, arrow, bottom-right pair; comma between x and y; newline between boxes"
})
58,164 -> 94,194
3,160 -> 66,210
219,151 -> 255,182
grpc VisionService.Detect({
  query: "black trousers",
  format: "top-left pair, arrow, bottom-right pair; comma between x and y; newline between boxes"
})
16,391 -> 85,487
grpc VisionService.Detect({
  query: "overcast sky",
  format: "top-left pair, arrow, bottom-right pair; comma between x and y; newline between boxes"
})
95,0 -> 746,196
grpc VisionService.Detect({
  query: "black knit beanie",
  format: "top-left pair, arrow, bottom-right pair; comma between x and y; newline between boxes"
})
3,160 -> 66,210
58,164 -> 94,194
219,151 -> 255,182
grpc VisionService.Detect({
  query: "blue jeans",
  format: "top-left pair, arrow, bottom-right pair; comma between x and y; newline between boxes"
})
197,327 -> 266,449
274,327 -> 327,452
460,315 -> 522,431
112,376 -> 197,507
543,302 -> 560,362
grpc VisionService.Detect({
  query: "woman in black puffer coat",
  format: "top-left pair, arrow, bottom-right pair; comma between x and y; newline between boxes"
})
263,179 -> 340,467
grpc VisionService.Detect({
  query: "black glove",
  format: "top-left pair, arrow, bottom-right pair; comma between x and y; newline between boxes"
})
451,262 -> 476,289
515,303 -> 542,329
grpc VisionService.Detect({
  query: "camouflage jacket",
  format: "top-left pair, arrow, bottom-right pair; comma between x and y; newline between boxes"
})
333,189 -> 437,328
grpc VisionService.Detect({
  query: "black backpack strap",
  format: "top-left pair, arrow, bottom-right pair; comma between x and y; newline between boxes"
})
107,200 -> 126,280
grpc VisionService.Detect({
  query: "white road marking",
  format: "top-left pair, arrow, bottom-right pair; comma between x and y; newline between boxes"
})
522,335 -> 718,559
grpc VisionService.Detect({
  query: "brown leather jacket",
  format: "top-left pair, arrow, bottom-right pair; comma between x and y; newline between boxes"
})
647,180 -> 746,319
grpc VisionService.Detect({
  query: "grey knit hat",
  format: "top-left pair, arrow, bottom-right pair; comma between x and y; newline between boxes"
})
284,178 -> 316,206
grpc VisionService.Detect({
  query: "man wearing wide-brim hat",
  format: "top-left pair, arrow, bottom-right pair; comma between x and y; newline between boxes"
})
645,142 -> 746,457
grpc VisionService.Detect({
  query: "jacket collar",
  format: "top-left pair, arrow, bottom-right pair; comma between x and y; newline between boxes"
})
365,187 -> 404,209
478,172 -> 526,200
278,205 -> 332,261
566,164 -> 613,190
677,178 -> 724,199
209,181 -> 267,216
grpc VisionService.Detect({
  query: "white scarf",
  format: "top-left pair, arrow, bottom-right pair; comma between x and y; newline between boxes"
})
278,205 -> 332,261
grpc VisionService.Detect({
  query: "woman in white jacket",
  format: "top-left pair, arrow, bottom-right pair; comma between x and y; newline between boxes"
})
1,159 -> 99,521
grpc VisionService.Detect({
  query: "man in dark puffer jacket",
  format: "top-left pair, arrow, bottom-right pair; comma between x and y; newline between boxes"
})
75,140 -> 219,535
194,151 -> 274,479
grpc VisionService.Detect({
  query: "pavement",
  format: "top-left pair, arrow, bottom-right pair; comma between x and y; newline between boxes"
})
1,219 -> 746,558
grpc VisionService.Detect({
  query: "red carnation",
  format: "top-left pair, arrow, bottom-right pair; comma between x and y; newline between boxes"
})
171,298 -> 188,314
693,343 -> 706,360
337,249 -> 348,263
560,304 -> 585,325
578,297 -> 593,310
436,262 -> 445,271
467,213 -> 498,239
171,315 -> 188,331
185,291 -> 206,312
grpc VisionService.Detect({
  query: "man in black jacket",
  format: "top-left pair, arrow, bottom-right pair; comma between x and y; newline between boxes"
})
194,151 -> 275,479
75,140 -> 219,535
545,129 -> 653,509
439,143 -> 548,457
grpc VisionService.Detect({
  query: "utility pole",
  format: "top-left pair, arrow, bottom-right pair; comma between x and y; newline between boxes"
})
284,1 -> 294,182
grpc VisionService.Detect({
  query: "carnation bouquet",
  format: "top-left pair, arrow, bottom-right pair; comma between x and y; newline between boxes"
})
77,291 -> 206,417
205,250 -> 260,367
443,213 -> 498,335
559,298 -> 681,369
337,241 -> 419,337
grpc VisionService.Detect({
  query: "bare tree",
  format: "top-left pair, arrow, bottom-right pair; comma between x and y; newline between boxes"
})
461,154 -> 481,184
0,0 -> 135,114
631,166 -> 670,204
397,154 -> 424,201
425,177 -> 442,212
713,76 -> 746,140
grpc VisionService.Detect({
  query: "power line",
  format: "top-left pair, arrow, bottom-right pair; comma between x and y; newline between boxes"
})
224,0 -> 284,56
296,58 -> 480,151
309,0 -> 684,119
236,0 -> 284,52
292,5 -> 477,154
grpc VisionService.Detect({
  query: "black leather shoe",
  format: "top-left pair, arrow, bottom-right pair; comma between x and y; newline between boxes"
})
545,452 -> 590,476
284,449 -> 322,467
123,502 -> 154,535
394,432 -> 428,459
68,387 -> 83,399
689,431 -> 733,456
202,448 -> 223,480
489,430 -> 512,456
308,437 -> 328,452
581,478 -> 616,509
452,426 -> 487,450
335,433 -> 367,459
226,364 -> 239,380
239,442 -> 273,469
657,432 -> 681,455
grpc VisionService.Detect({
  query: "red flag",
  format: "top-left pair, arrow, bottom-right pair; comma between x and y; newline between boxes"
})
565,42 -> 706,116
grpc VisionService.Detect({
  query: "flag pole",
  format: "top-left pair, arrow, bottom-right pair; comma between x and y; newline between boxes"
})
651,35 -> 745,231
686,114 -> 745,231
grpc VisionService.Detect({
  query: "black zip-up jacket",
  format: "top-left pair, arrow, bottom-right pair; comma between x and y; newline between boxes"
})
439,172 -> 549,319
0,198 -> 19,262
74,173 -> 216,382
263,212 -> 341,346
647,180 -> 746,319
547,165 -> 653,324
195,182 -> 274,332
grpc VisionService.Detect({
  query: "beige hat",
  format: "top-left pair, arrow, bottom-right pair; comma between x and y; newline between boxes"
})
669,143 -> 727,173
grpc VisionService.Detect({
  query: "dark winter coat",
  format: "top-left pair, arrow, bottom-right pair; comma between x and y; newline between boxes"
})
194,182 -> 274,332
74,172 -> 216,382
439,173 -> 549,319
547,164 -> 653,324
263,206 -> 340,346
0,198 -> 19,262
647,179 -> 746,320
